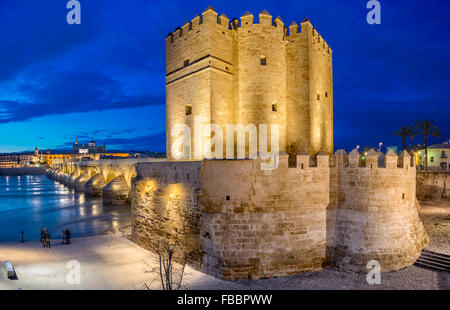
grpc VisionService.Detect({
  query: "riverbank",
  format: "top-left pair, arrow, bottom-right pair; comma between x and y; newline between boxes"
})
0,167 -> 47,176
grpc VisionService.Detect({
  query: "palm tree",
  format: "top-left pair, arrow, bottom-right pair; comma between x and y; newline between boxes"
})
392,126 -> 417,150
414,120 -> 441,170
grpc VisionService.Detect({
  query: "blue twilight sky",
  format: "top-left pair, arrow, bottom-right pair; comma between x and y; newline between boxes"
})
0,0 -> 449,153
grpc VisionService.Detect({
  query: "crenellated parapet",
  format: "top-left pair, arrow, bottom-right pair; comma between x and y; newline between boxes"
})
165,6 -> 334,51
166,6 -> 226,45
331,148 -> 416,170
166,7 -> 287,44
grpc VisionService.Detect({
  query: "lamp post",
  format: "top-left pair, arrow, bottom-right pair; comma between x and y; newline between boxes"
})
20,230 -> 24,243
379,142 -> 383,153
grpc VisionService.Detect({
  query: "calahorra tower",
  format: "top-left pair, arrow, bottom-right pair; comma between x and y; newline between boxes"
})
165,6 -> 333,159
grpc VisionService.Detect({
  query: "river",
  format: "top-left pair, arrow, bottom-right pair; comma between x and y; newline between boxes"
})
0,175 -> 130,242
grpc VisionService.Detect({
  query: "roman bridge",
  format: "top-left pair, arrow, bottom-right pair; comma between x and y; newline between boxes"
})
46,158 -> 165,205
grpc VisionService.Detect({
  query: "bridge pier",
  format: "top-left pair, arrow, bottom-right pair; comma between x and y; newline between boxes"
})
63,174 -> 70,186
68,172 -> 80,189
56,172 -> 65,183
74,172 -> 90,192
50,169 -> 57,180
102,175 -> 130,205
85,173 -> 106,197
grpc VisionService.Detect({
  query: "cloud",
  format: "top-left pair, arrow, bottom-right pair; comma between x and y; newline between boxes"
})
0,1 -> 97,82
0,1 -> 167,124
0,69 -> 164,123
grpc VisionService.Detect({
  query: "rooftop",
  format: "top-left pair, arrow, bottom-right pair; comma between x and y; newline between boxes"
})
429,143 -> 450,149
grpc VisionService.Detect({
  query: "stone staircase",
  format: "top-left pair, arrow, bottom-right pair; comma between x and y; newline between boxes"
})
414,250 -> 450,272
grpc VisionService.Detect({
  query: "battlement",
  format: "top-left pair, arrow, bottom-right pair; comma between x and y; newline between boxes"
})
309,25 -> 333,55
331,148 -> 415,170
165,6 -> 230,44
165,6 -> 332,54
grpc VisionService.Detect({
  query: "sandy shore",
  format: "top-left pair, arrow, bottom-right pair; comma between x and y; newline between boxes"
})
0,201 -> 448,290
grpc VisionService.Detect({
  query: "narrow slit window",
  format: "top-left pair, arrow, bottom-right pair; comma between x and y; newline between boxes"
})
184,59 -> 190,67
272,103 -> 277,112
317,94 -> 320,101
185,105 -> 192,115
260,56 -> 267,65
325,92 -> 328,98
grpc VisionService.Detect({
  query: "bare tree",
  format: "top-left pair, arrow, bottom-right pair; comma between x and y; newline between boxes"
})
142,239 -> 193,290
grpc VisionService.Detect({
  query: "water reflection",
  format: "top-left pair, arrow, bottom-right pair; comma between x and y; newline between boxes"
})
0,175 -> 131,242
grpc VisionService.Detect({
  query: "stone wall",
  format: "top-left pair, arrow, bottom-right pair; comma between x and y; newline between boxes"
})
332,150 -> 428,272
416,171 -> 450,201
131,150 -> 429,280
199,154 -> 330,280
132,155 -> 332,280
131,161 -> 204,263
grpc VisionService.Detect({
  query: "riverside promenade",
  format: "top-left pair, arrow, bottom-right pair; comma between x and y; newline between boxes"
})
0,227 -> 448,290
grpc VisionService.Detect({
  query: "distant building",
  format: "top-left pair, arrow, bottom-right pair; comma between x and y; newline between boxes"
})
0,154 -> 38,167
72,138 -> 106,154
414,139 -> 450,170
0,160 -> 19,168
100,153 -> 130,159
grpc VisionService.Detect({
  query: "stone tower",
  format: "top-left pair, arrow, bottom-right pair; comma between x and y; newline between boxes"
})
166,6 -> 333,159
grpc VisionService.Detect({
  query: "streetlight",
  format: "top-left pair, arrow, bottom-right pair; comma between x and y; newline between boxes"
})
379,142 -> 383,153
